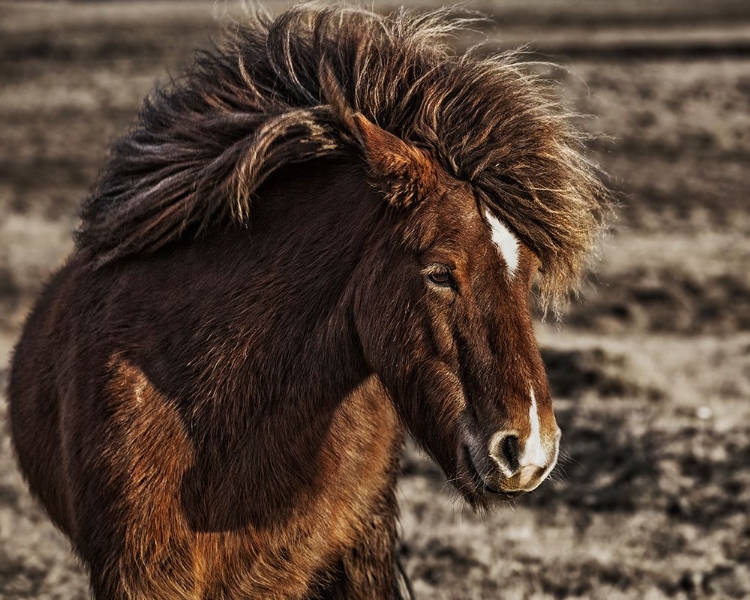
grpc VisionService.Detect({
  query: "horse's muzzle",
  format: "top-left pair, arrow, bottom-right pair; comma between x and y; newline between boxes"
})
459,426 -> 561,499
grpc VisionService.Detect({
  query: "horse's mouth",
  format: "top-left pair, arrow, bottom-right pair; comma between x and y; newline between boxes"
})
462,445 -> 523,500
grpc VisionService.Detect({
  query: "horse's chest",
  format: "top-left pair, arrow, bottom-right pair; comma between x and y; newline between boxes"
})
197,377 -> 402,597
103,360 -> 401,598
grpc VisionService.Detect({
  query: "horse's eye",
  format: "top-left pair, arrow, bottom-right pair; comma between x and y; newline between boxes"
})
427,266 -> 456,290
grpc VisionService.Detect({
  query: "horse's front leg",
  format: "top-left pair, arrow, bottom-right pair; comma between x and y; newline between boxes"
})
324,487 -> 408,600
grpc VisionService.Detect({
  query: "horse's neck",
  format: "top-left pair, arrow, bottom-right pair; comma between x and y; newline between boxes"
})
107,157 -> 396,528
188,157 -> 384,445
156,158 -> 397,523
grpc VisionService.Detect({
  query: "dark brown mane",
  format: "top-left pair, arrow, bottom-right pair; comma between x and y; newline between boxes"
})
76,4 -> 610,308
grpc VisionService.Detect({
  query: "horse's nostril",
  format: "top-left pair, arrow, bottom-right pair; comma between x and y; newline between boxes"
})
501,435 -> 520,471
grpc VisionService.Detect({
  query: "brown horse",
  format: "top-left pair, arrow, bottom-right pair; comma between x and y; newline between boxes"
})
9,5 -> 609,599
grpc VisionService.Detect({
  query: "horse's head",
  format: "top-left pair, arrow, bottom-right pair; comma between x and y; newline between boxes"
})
351,115 -> 559,508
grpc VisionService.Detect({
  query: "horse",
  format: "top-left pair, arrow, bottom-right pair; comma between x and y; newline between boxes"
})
9,5 -> 609,598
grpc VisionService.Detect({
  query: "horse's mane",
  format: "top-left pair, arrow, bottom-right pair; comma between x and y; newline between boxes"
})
77,3 -> 611,309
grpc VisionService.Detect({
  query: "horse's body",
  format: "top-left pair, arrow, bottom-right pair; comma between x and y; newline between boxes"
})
9,5 -> 608,598
12,159 -> 405,597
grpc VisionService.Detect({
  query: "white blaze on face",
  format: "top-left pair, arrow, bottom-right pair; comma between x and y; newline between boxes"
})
484,209 -> 519,277
521,387 -> 547,468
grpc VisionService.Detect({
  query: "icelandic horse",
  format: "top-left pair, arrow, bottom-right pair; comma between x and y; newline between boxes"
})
9,5 -> 609,598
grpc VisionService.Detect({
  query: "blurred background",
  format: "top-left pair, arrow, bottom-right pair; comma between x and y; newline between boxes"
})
1,1 -> 749,598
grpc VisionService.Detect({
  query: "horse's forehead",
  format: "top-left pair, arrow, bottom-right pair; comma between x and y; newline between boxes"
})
416,183 -> 527,277
438,196 -> 529,281
484,209 -> 519,277
416,188 -> 486,252
432,184 -> 483,231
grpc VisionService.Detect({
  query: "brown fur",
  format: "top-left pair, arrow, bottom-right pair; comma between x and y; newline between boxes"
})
9,4 -> 609,599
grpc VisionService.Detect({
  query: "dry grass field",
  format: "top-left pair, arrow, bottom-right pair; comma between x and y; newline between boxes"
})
1,1 -> 749,598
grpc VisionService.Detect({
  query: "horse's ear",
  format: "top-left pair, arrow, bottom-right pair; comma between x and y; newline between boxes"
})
351,113 -> 437,209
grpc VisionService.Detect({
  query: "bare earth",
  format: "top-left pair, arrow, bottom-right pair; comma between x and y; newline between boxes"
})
0,1 -> 749,598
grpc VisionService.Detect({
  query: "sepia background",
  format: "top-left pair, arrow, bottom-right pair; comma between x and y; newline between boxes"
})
1,1 -> 749,598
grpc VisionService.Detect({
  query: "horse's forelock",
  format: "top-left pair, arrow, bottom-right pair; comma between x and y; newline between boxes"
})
76,3 -> 611,310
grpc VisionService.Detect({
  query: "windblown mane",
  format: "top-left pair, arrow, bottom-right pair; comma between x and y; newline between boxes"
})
77,3 -> 610,308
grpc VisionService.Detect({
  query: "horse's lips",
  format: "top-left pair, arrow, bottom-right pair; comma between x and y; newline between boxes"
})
462,445 -> 523,500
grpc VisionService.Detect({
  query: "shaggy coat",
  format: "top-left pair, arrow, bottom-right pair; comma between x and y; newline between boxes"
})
10,5 -> 609,599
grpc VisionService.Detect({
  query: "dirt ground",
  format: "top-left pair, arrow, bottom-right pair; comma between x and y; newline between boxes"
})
1,1 -> 749,598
